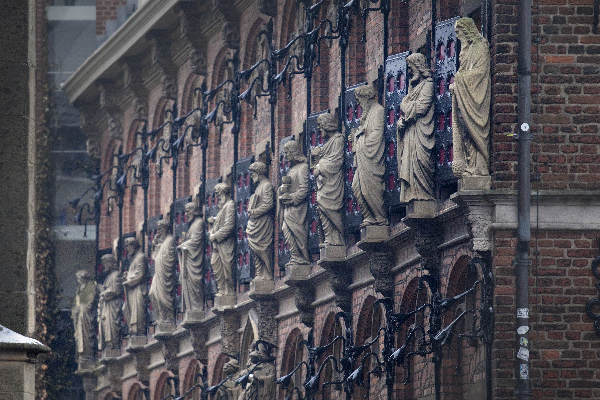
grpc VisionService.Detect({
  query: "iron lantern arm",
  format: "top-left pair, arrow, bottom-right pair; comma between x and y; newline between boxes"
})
305,354 -> 341,392
348,349 -> 385,385
276,360 -> 310,387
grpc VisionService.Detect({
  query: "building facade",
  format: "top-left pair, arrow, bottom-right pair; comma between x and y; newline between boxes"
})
63,0 -> 600,399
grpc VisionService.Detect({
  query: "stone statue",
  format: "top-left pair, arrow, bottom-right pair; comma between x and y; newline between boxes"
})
215,358 -> 241,400
350,85 -> 388,227
397,53 -> 436,206
209,183 -> 236,299
247,161 -> 274,283
98,253 -> 123,351
278,140 -> 310,267
149,218 -> 177,330
177,201 -> 206,319
313,113 -> 345,248
72,270 -> 97,361
450,17 -> 491,179
238,341 -> 276,400
122,236 -> 147,336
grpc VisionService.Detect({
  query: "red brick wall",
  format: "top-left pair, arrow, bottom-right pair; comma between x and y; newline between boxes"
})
96,0 -> 127,36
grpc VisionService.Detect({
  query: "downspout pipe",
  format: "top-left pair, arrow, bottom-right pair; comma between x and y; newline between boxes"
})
515,0 -> 532,398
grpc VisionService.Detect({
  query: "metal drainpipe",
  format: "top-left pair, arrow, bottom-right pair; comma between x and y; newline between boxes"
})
516,0 -> 532,397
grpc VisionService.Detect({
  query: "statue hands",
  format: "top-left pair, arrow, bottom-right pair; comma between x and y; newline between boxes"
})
279,193 -> 292,206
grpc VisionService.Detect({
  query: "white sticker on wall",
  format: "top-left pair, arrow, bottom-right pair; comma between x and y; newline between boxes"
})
517,347 -> 529,361
520,364 -> 529,380
517,308 -> 529,319
520,337 -> 528,347
517,325 -> 529,335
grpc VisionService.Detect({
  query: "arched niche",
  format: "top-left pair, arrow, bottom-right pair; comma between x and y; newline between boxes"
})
239,313 -> 259,368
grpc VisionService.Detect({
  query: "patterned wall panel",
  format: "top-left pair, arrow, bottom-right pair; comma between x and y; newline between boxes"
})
235,156 -> 255,286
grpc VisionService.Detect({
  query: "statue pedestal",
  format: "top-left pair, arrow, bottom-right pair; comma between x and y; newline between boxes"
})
76,357 -> 96,372
249,278 -> 275,300
154,321 -> 175,339
406,200 -> 437,219
319,244 -> 346,262
126,335 -> 147,352
283,262 -> 311,286
359,224 -> 390,244
101,348 -> 121,360
458,175 -> 492,191
214,294 -> 236,312
182,310 -> 206,327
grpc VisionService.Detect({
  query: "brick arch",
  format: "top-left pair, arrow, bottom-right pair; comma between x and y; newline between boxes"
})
182,359 -> 201,400
211,353 -> 230,387
153,371 -> 174,400
353,295 -> 384,399
279,327 -> 305,399
240,314 -> 259,367
127,382 -> 147,400
100,140 -> 122,249
318,311 -> 343,400
389,0 -> 409,54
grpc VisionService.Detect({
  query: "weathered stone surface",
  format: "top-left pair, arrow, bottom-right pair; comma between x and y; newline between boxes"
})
247,161 -> 274,283
149,219 -> 177,330
209,183 -> 236,298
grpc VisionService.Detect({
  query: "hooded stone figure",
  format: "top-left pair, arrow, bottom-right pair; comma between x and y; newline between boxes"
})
177,201 -> 206,318
72,269 -> 97,360
397,53 -> 436,204
450,17 -> 491,178
209,182 -> 236,297
313,112 -> 345,247
149,218 -> 176,329
350,85 -> 388,227
246,161 -> 274,282
238,341 -> 276,400
122,236 -> 147,336
278,140 -> 310,266
215,358 -> 241,400
98,253 -> 123,351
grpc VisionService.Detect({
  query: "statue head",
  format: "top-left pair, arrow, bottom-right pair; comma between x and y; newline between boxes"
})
101,253 -> 118,272
354,85 -> 377,107
215,182 -> 232,203
125,236 -> 140,254
317,113 -> 338,134
156,218 -> 170,236
454,17 -> 481,44
76,269 -> 91,285
282,140 -> 306,164
184,201 -> 202,221
406,53 -> 432,82
249,161 -> 267,184
223,358 -> 240,376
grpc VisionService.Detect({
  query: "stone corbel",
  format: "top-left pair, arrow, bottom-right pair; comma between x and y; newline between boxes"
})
222,21 -> 240,50
102,357 -> 123,398
98,83 -> 123,140
358,242 -> 394,299
319,258 -> 352,314
285,266 -> 315,327
175,6 -> 207,76
132,351 -> 151,388
254,297 -> 278,345
122,57 -> 148,121
403,216 -> 444,294
451,192 -> 494,256
80,104 -> 102,162
219,310 -> 240,358
188,325 -> 209,364
148,31 -> 178,100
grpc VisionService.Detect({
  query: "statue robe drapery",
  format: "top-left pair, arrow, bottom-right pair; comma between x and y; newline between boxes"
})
247,178 -> 274,279
99,269 -> 122,349
280,162 -> 310,265
149,234 -> 176,323
123,251 -> 147,335
210,199 -> 235,295
451,38 -> 491,177
397,77 -> 435,203
352,102 -> 387,226
315,132 -> 344,245
177,217 -> 205,313
72,281 -> 96,356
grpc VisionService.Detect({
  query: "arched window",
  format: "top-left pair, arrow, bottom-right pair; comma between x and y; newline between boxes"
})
279,328 -> 305,399
389,0 -> 409,54
154,371 -> 175,400
182,359 -> 202,400
354,296 -> 384,399
239,316 -> 258,368
127,383 -> 147,400
318,312 -> 343,400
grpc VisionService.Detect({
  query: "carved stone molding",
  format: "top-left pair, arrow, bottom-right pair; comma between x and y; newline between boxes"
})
148,30 -> 177,99
319,260 -> 352,314
452,192 -> 493,254
122,57 -> 148,120
175,6 -> 207,75
220,311 -> 240,358
98,83 -> 123,140
188,325 -> 209,363
258,0 -> 277,16
256,298 -> 278,345
222,21 -> 240,50
294,285 -> 315,328
367,249 -> 394,299
102,357 -> 123,396
403,217 -> 444,293
132,351 -> 151,386
159,335 -> 180,376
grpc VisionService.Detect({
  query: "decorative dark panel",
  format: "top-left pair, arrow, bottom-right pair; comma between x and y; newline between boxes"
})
277,136 -> 294,271
235,156 -> 254,285
343,82 -> 368,233
203,178 -> 220,303
384,51 -> 410,210
434,16 -> 461,193
306,110 -> 329,256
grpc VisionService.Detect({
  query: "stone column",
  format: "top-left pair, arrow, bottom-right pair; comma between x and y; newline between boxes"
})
284,265 -> 315,327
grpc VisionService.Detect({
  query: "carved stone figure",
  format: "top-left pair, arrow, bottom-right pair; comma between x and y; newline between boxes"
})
397,53 -> 436,205
238,341 -> 276,400
215,358 -> 241,400
149,218 -> 177,330
350,85 -> 388,227
98,254 -> 123,351
209,183 -> 236,298
450,17 -> 491,178
177,201 -> 206,320
278,141 -> 310,267
72,270 -> 97,360
122,236 -> 147,336
313,113 -> 345,247
246,161 -> 274,283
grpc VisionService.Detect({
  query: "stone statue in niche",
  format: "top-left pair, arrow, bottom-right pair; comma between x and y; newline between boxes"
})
450,17 -> 491,184
215,358 -> 241,400
237,341 -> 276,400
396,53 -> 436,217
177,201 -> 206,322
312,113 -> 345,258
122,236 -> 147,337
72,270 -> 97,362
209,183 -> 236,303
98,253 -> 123,353
149,218 -> 177,333
350,85 -> 388,229
246,161 -> 275,289
278,140 -> 310,267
